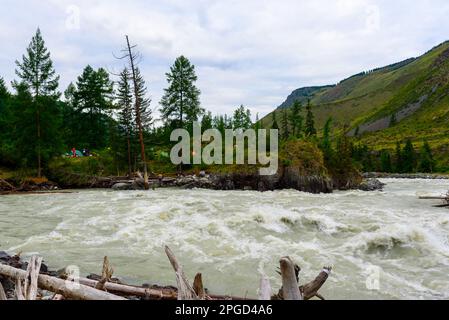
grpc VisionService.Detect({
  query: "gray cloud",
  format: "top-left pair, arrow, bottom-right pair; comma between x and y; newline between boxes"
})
1,0 -> 449,119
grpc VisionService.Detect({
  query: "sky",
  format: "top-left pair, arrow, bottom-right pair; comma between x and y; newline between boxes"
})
1,0 -> 449,120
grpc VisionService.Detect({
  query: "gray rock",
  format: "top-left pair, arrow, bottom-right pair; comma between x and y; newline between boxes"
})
358,178 -> 385,191
112,183 -> 134,191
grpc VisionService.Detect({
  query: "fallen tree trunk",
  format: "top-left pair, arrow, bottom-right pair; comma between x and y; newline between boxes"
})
0,282 -> 6,300
279,257 -> 303,300
0,263 -> 126,300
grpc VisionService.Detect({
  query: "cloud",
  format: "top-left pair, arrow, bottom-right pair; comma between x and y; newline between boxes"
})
1,0 -> 449,119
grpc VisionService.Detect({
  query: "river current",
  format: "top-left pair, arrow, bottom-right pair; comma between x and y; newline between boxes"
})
1,179 -> 448,299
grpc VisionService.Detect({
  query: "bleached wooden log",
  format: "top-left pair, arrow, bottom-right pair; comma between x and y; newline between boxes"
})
16,278 -> 25,300
25,256 -> 42,300
193,273 -> 206,300
258,276 -> 272,300
95,256 -> 113,291
165,246 -> 198,300
62,275 -> 247,300
300,267 -> 332,300
0,282 -> 7,300
72,277 -> 175,299
0,263 -> 126,300
279,257 -> 303,300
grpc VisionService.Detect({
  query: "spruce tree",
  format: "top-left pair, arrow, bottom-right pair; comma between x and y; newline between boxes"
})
232,105 -> 252,130
305,100 -> 317,136
321,117 -> 333,163
73,65 -> 114,149
389,113 -> 397,127
354,126 -> 360,138
289,101 -> 303,138
395,141 -> 403,173
134,68 -> 153,131
117,68 -> 134,177
201,111 -> 213,131
0,77 -> 10,162
271,111 -> 279,130
14,28 -> 61,177
402,139 -> 416,173
160,56 -> 203,130
418,141 -> 435,173
380,150 -> 392,173
282,109 -> 290,140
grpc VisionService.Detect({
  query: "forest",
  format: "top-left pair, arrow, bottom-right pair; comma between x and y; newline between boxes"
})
0,29 -> 438,187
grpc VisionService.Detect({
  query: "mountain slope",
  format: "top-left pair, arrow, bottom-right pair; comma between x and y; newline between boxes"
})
263,41 -> 449,169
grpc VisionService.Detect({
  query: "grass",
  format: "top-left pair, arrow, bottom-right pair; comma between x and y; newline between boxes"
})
261,41 -> 449,171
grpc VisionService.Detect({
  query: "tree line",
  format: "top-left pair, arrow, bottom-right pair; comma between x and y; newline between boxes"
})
0,28 -> 256,177
0,28 -> 436,179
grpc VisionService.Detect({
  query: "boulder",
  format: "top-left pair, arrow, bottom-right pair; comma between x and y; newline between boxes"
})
358,178 -> 385,191
112,183 -> 134,191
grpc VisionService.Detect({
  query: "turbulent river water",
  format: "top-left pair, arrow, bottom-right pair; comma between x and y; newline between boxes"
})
1,179 -> 449,300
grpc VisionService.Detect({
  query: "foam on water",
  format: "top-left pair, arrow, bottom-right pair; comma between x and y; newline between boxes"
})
1,179 -> 449,299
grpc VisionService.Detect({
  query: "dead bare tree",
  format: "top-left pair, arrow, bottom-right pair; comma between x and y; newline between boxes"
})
114,36 -> 150,190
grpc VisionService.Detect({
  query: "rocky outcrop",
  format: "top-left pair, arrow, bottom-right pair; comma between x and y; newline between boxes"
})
280,167 -> 333,193
172,169 -> 333,194
357,179 -> 385,191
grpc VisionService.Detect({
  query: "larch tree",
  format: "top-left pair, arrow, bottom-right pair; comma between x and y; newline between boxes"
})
134,67 -> 153,131
304,100 -> 317,137
160,56 -> 203,131
289,101 -> 303,138
14,28 -> 61,177
116,68 -> 134,177
232,105 -> 252,130
73,65 -> 114,149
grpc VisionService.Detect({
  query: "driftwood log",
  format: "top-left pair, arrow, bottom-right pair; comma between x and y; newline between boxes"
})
279,257 -> 303,300
165,246 -> 199,300
0,282 -> 7,300
258,276 -> 272,300
0,262 -> 125,300
0,249 -> 332,301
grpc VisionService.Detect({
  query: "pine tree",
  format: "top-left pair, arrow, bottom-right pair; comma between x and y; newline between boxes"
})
134,68 -> 153,131
389,113 -> 397,127
73,65 -> 114,149
289,101 -> 303,138
354,126 -> 360,138
271,111 -> 279,130
418,141 -> 435,173
395,141 -> 403,173
402,139 -> 416,173
321,117 -> 333,163
380,150 -> 392,173
160,56 -> 203,130
254,113 -> 261,131
14,28 -> 61,177
0,77 -> 11,162
116,68 -> 134,177
232,105 -> 252,130
305,100 -> 317,136
201,111 -> 213,131
282,109 -> 290,140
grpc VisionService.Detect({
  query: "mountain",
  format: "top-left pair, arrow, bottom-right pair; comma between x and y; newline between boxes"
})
263,41 -> 449,170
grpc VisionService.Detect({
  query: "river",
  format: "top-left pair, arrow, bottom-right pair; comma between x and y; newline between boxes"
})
1,179 -> 448,300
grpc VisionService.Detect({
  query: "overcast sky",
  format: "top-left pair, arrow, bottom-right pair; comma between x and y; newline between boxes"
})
1,0 -> 449,119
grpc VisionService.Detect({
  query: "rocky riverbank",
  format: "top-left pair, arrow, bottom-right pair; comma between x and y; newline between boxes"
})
1,173 -> 384,194
363,172 -> 449,180
111,172 -> 383,193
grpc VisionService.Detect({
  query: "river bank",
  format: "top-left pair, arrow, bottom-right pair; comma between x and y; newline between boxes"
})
1,172 -> 385,194
363,172 -> 449,179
